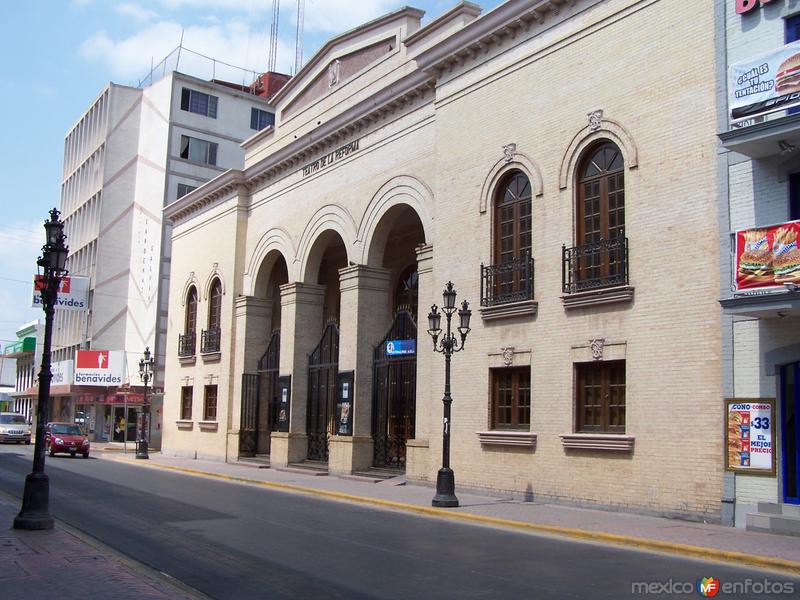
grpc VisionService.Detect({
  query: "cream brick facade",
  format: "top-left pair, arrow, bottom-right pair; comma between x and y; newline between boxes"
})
163,0 -> 722,520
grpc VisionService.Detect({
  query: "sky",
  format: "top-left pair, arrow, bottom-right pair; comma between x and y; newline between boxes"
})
0,0 -> 502,364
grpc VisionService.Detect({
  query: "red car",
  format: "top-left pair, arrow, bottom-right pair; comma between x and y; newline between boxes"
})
45,422 -> 90,458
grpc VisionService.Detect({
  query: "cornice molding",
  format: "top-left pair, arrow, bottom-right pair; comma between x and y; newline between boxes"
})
164,169 -> 247,224
414,0 -> 574,73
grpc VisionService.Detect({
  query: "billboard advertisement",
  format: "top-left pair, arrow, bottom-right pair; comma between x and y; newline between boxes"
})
74,350 -> 124,386
730,39 -> 800,121
734,220 -> 800,290
31,275 -> 89,312
725,399 -> 775,475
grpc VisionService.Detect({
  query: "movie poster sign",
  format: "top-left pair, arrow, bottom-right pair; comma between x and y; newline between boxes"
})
735,220 -> 800,290
730,40 -> 800,121
74,350 -> 124,386
31,275 -> 89,312
725,399 -> 775,475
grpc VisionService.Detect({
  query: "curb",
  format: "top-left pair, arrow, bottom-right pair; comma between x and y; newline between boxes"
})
101,455 -> 800,577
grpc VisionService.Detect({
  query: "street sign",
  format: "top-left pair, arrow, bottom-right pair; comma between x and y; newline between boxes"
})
386,339 -> 415,356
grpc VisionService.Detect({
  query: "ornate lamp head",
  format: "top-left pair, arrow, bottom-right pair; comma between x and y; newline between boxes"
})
427,304 -> 442,340
457,300 -> 472,337
41,208 -> 68,274
442,281 -> 457,311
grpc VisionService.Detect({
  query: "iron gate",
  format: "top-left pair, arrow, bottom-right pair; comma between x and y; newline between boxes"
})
373,310 -> 417,469
239,373 -> 259,455
307,322 -> 339,462
239,331 -> 280,456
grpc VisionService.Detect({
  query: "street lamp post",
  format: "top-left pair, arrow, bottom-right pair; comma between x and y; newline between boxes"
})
135,347 -> 154,459
14,208 -> 69,530
426,281 -> 471,508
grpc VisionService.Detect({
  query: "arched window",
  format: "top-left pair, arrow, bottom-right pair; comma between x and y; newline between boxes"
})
577,142 -> 624,245
572,142 -> 626,289
179,286 -> 198,357
486,170 -> 532,304
208,279 -> 222,330
394,264 -> 418,319
185,286 -> 197,334
202,279 -> 223,354
494,170 -> 532,265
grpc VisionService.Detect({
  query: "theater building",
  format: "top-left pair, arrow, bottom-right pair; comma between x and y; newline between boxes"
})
163,0 -> 722,519
718,0 -> 800,533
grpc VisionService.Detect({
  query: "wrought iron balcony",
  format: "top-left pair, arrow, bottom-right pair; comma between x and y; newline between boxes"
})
480,255 -> 534,307
178,332 -> 196,357
562,236 -> 629,294
201,327 -> 221,354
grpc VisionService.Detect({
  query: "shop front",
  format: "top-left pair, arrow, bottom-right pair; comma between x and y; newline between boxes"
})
780,363 -> 799,505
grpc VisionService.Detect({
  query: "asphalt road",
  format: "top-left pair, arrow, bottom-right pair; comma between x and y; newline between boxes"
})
0,445 -> 797,600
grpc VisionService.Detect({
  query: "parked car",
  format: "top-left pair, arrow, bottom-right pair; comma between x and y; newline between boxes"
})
0,413 -> 31,444
45,422 -> 90,458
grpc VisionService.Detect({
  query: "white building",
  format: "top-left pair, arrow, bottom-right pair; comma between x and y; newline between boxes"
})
52,67 -> 286,442
719,1 -> 800,534
4,320 -> 41,421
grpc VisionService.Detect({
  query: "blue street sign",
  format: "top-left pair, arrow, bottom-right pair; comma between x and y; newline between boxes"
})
386,339 -> 416,356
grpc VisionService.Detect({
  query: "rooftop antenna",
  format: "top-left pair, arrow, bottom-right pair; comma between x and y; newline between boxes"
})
176,29 -> 184,72
268,0 -> 280,72
295,0 -> 305,73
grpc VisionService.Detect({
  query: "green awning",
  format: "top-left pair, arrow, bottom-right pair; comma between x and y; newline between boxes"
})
3,337 -> 35,356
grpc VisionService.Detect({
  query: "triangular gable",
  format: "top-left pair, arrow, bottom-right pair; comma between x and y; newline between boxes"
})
273,6 -> 424,118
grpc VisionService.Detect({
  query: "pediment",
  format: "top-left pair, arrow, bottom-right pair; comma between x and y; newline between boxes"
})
273,6 -> 424,117
283,37 -> 396,119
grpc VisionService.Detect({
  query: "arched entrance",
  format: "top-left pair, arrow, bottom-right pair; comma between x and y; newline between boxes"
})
366,204 -> 425,471
373,309 -> 416,469
304,230 -> 347,463
240,250 -> 287,457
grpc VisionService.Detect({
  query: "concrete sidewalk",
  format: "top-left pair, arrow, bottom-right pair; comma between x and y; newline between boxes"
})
96,446 -> 800,576
0,493 -> 203,600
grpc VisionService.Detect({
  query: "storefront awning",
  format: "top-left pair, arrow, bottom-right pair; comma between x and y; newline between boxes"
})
3,337 -> 35,358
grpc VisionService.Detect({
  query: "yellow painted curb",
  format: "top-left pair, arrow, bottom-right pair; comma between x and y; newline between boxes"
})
103,455 -> 800,577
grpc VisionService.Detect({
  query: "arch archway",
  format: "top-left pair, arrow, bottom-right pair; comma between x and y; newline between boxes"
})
240,250 -> 290,457
303,229 -> 348,463
363,203 -> 426,470
358,175 -> 433,265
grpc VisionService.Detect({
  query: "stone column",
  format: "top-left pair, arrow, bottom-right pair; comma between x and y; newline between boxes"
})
269,282 -> 325,466
329,265 -> 392,475
406,243 -> 434,482
227,295 -> 271,460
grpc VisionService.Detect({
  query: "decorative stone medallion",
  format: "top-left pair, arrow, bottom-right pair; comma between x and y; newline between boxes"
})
590,338 -> 605,360
502,143 -> 516,163
502,347 -> 515,366
328,60 -> 341,88
588,109 -> 603,131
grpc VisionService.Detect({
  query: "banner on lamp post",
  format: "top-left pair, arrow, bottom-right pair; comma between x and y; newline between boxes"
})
31,275 -> 89,312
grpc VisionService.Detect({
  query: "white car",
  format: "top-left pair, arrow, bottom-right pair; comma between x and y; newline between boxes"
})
0,413 -> 32,444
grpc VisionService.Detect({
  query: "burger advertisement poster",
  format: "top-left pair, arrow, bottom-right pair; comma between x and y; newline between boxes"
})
74,350 -> 124,386
730,40 -> 800,121
725,399 -> 775,475
735,220 -> 800,290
